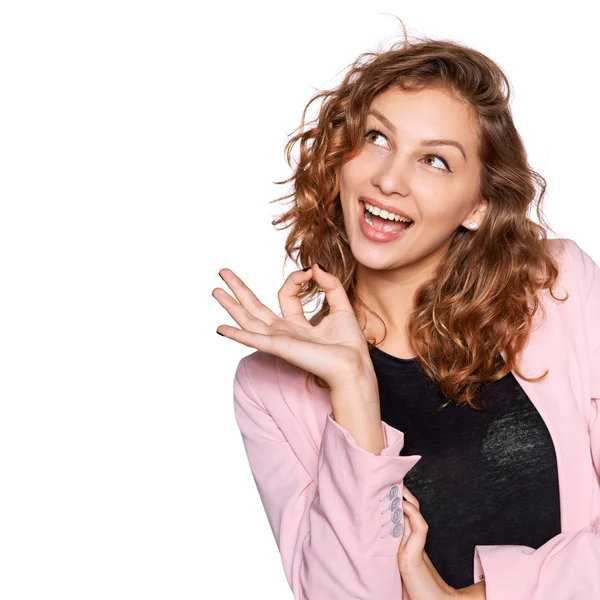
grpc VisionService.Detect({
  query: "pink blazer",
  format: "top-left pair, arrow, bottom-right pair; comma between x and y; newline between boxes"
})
232,237 -> 600,599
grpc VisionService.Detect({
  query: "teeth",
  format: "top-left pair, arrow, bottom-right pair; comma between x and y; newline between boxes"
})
364,202 -> 412,223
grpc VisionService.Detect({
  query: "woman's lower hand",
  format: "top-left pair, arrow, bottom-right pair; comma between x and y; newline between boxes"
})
213,264 -> 372,390
398,486 -> 460,600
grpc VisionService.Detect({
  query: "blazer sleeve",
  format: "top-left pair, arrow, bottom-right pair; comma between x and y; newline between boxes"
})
233,353 -> 422,599
472,238 -> 600,600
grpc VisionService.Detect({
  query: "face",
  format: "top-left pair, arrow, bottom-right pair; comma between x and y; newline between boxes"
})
339,85 -> 487,274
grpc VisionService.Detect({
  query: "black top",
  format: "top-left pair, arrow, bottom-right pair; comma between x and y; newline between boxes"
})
369,346 -> 561,590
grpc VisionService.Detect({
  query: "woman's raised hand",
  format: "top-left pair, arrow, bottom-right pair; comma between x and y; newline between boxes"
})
212,263 -> 371,390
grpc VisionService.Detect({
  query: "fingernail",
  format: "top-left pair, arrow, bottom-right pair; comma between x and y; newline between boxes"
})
302,267 -> 311,271
216,330 -> 224,336
316,263 -> 328,272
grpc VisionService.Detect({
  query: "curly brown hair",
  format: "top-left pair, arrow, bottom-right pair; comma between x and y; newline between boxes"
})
270,18 -> 567,410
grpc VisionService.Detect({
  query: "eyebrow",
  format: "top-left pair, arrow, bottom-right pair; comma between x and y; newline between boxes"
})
367,109 -> 467,160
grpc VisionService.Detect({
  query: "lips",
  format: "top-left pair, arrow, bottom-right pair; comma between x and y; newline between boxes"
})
359,196 -> 413,222
358,200 -> 414,243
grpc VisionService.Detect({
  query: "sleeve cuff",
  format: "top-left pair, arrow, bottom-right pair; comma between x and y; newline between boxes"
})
325,411 -> 407,456
474,544 -> 537,598
473,546 -> 486,584
320,411 -> 422,558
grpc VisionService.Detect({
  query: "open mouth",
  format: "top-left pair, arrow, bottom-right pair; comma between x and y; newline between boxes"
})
360,201 -> 414,234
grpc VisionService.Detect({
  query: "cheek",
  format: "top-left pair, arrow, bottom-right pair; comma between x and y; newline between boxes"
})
419,184 -> 474,221
339,162 -> 362,191
425,207 -> 462,227
339,164 -> 363,208
337,182 -> 353,224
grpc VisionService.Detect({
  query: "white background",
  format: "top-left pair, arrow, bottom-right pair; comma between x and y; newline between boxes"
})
1,1 -> 598,599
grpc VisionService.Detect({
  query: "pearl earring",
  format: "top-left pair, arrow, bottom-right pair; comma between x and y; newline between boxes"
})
468,222 -> 478,229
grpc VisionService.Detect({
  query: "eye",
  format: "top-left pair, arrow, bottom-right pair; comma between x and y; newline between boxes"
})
364,128 -> 388,147
364,127 -> 453,173
423,154 -> 452,173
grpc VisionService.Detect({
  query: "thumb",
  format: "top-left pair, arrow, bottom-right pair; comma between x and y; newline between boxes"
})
312,263 -> 354,314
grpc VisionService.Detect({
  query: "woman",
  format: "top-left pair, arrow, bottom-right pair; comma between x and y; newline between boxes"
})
212,24 -> 600,600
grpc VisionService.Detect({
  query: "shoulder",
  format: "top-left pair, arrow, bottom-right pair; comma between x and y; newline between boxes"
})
234,350 -> 321,411
235,350 -> 276,389
236,350 -> 309,387
547,237 -> 599,301
233,350 -> 332,462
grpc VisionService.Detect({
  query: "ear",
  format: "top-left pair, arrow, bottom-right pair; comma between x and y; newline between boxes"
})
461,198 -> 488,230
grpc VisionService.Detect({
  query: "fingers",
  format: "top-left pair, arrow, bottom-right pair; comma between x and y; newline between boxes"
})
402,485 -> 420,510
277,264 -> 353,320
277,267 -> 319,319
211,324 -> 327,376
211,325 -> 281,353
399,500 -> 428,562
398,499 -> 452,594
213,287 -> 270,336
310,263 -> 355,315
215,269 -> 279,330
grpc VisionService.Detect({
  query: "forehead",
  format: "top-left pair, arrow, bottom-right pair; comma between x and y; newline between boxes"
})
368,86 -> 478,149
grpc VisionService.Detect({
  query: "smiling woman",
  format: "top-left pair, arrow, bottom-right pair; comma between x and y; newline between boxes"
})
344,85 -> 482,251
215,14 -> 600,600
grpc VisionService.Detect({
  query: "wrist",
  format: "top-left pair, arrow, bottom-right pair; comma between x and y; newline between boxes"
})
456,581 -> 486,599
329,356 -> 378,395
329,367 -> 383,455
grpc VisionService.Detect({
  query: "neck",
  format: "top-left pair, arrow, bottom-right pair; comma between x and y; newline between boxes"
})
354,251 -> 443,346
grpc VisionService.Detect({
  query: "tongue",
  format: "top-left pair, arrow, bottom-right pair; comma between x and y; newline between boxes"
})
372,213 -> 410,233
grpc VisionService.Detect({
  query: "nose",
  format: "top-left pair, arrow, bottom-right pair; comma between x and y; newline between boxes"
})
371,157 -> 410,197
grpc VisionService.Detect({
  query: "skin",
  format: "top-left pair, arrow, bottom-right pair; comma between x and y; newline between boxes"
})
339,85 -> 488,358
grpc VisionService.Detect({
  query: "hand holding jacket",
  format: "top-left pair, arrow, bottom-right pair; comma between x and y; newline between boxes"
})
398,487 -> 486,600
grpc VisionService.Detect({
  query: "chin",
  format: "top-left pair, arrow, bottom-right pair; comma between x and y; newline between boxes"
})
351,248 -> 396,271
